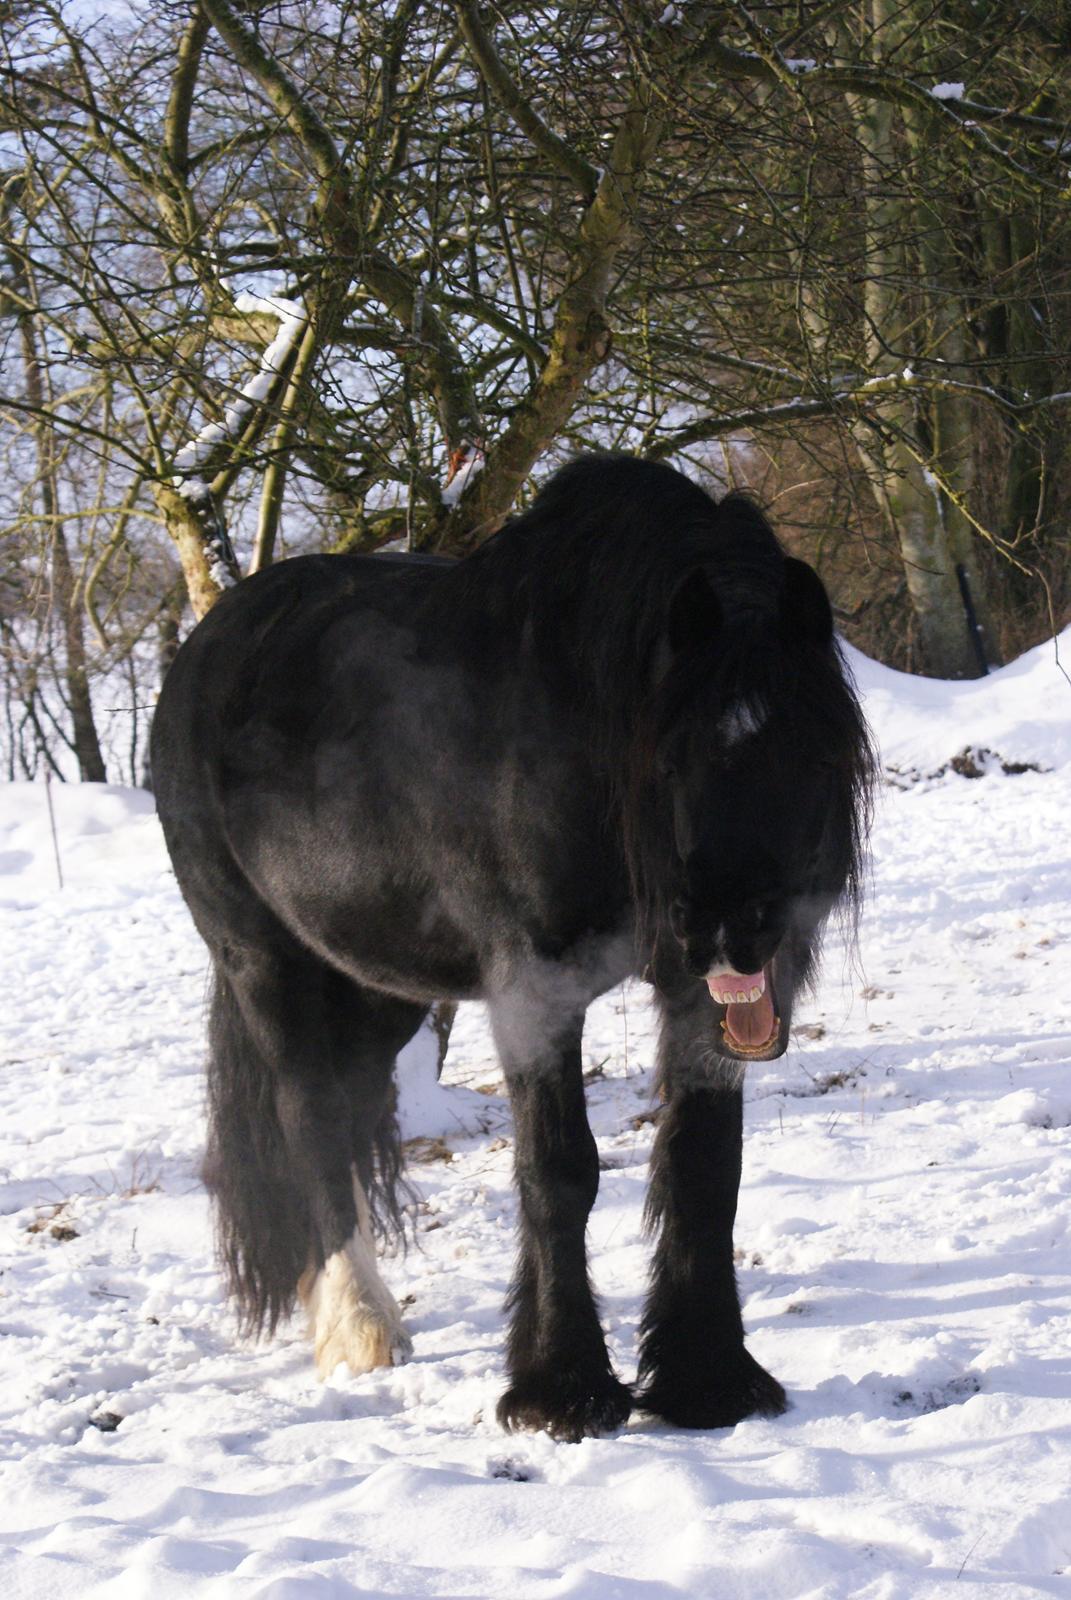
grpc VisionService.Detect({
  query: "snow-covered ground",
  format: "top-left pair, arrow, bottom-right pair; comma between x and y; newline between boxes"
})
1,633 -> 1070,1599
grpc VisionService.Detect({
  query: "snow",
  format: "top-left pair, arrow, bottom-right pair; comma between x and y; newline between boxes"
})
172,472 -> 212,501
206,555 -> 238,592
2,631 -> 1071,1596
931,83 -> 966,102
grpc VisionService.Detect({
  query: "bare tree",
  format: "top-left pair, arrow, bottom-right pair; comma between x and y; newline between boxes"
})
2,0 -> 1068,754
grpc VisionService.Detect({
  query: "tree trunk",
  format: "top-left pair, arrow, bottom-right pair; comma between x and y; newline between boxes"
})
861,426 -> 983,677
982,211 -> 1049,558
50,524 -> 108,781
900,77 -> 997,669
845,0 -> 986,678
154,482 -> 241,622
14,293 -> 108,778
140,592 -> 184,789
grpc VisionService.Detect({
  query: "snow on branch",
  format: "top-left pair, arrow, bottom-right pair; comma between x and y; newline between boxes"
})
172,291 -> 307,482
168,288 -> 307,592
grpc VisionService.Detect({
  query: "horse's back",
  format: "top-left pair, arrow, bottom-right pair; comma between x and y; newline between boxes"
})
151,551 -> 462,935
154,552 -> 452,758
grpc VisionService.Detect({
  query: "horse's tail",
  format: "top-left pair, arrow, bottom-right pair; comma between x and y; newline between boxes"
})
201,956 -> 418,1339
201,967 -> 308,1337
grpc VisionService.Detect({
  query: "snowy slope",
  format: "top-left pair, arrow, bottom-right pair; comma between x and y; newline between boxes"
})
845,628 -> 1071,775
1,633 -> 1070,1599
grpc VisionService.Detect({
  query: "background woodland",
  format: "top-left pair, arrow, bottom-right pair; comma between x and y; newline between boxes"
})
2,0 -> 1069,781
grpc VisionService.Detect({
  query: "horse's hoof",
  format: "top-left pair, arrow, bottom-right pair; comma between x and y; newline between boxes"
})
390,1329 -> 415,1367
639,1349 -> 787,1429
496,1371 -> 633,1443
304,1223 -> 413,1378
314,1313 -> 412,1379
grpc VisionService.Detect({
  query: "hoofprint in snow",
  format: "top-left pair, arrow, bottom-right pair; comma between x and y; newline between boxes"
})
1,634 -> 1070,1599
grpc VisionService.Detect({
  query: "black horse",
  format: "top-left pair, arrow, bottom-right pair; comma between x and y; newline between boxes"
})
151,454 -> 874,1442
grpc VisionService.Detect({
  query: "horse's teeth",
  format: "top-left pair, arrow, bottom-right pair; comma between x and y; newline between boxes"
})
709,972 -> 767,1004
719,984 -> 766,1004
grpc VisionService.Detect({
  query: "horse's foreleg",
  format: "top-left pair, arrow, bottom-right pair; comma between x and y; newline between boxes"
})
638,991 -> 787,1428
491,997 -> 632,1442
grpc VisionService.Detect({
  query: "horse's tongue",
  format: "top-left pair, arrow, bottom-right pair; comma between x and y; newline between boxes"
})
725,988 -> 776,1050
706,969 -> 777,1049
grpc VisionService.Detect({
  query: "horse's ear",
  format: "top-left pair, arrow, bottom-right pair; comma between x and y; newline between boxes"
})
668,567 -> 722,655
781,557 -> 833,646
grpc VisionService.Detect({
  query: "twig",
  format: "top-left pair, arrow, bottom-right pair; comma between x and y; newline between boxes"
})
956,1532 -> 985,1578
44,768 -> 63,889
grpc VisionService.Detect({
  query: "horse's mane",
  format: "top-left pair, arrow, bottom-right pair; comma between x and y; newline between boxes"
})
446,454 -> 778,700
444,454 -> 875,943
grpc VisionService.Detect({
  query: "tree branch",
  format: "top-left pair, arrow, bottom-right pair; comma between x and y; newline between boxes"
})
454,1 -> 599,199
438,58 -> 669,547
690,32 -> 1069,193
646,372 -> 1071,459
201,0 -> 480,455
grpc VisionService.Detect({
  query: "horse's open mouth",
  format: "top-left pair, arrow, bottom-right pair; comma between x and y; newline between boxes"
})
706,965 -> 780,1057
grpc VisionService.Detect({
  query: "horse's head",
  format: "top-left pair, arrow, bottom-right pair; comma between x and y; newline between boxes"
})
664,714 -> 849,1060
643,549 -> 873,1063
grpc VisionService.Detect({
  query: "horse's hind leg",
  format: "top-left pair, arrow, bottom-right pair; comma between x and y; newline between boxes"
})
299,1168 -> 410,1378
205,938 -> 424,1376
637,985 -> 787,1427
295,977 -> 425,1379
489,989 -> 632,1443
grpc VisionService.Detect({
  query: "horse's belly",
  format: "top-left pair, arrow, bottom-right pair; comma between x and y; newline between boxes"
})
268,886 -> 484,1001
325,929 -> 483,1002
224,790 -> 624,1004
